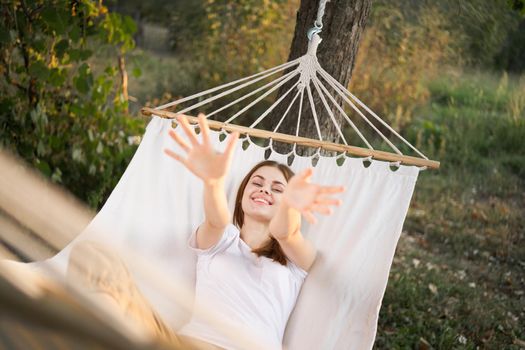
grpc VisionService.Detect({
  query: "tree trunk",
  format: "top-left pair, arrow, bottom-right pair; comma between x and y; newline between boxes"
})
268,0 -> 372,155
118,55 -> 129,114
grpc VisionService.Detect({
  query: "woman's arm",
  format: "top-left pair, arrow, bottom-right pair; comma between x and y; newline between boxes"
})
269,168 -> 345,271
198,179 -> 230,249
269,202 -> 316,271
164,114 -> 239,249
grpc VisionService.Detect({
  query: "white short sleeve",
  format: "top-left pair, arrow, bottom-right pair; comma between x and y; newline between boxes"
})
187,223 -> 239,257
287,260 -> 308,280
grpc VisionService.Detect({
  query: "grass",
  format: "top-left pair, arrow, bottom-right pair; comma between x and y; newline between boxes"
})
374,70 -> 524,349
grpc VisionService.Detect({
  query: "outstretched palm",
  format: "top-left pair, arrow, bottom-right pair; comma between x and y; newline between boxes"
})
164,114 -> 239,185
283,168 -> 345,224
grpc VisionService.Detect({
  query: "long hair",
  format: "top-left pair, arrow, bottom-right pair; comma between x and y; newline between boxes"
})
233,160 -> 294,266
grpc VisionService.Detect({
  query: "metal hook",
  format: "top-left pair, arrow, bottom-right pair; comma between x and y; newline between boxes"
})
307,26 -> 322,41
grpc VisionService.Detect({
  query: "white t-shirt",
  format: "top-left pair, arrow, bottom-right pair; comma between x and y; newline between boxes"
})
178,224 -> 307,350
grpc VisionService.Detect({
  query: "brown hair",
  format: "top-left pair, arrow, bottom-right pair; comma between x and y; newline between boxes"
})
233,160 -> 294,266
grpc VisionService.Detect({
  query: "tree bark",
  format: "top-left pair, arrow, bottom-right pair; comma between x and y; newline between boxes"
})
268,0 -> 372,155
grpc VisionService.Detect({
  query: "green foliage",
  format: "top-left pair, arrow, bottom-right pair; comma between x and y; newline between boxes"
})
0,0 -> 144,208
351,3 -> 457,129
350,0 -> 525,134
407,71 -> 525,180
508,0 -> 525,16
167,0 -> 298,86
126,48 -> 204,108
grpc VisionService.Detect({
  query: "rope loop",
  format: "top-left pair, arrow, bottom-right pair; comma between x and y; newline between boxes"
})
268,137 -> 274,151
389,160 -> 401,168
292,143 -> 298,156
336,152 -> 346,159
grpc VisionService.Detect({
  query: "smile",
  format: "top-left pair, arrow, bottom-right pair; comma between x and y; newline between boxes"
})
252,197 -> 272,205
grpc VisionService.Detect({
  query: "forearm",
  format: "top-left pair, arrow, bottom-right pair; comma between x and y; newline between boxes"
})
269,199 -> 316,271
203,179 -> 230,229
269,201 -> 301,240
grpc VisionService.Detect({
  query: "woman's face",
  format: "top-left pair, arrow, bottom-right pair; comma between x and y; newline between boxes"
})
241,166 -> 287,223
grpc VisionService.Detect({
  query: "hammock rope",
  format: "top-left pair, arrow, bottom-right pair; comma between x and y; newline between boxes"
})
315,0 -> 330,28
141,0 -> 439,170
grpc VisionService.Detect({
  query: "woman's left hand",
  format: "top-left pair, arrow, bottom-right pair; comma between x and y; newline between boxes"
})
282,168 -> 345,224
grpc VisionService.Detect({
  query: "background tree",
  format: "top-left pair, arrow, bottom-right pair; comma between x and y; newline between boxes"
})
262,0 -> 373,155
0,0 -> 143,208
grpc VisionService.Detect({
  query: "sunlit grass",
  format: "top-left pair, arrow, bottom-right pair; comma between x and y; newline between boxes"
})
374,70 -> 525,349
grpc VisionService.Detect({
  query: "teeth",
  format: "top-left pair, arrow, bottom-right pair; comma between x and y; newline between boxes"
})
253,198 -> 269,205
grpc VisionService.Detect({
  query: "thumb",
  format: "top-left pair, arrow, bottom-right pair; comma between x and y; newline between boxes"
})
300,167 -> 313,181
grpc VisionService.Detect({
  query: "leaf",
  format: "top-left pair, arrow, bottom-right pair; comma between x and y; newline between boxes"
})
55,39 -> 69,58
35,159 -> 52,177
41,7 -> 67,35
70,26 -> 81,42
33,38 -> 46,52
49,68 -> 66,87
122,15 -> 137,35
28,61 -> 50,80
68,49 -> 81,62
74,76 -> 90,94
69,104 -> 83,117
74,63 -> 93,93
79,49 -> 93,61
51,167 -> 63,183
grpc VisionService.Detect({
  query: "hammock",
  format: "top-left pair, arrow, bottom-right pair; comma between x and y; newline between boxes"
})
13,117 -> 420,350
1,1 -> 440,349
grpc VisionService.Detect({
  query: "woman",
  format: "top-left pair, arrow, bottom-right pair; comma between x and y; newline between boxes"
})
163,114 -> 345,349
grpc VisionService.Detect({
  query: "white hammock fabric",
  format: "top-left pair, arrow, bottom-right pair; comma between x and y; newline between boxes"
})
27,116 -> 419,349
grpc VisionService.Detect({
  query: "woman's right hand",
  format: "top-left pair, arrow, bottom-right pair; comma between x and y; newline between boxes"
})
164,113 -> 239,185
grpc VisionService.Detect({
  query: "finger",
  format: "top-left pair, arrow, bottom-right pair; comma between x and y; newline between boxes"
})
319,185 -> 346,194
198,113 -> 210,147
177,115 -> 199,146
168,129 -> 191,153
163,149 -> 189,167
299,168 -> 313,181
223,131 -> 239,161
302,211 -> 317,225
310,204 -> 333,215
314,198 -> 342,206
